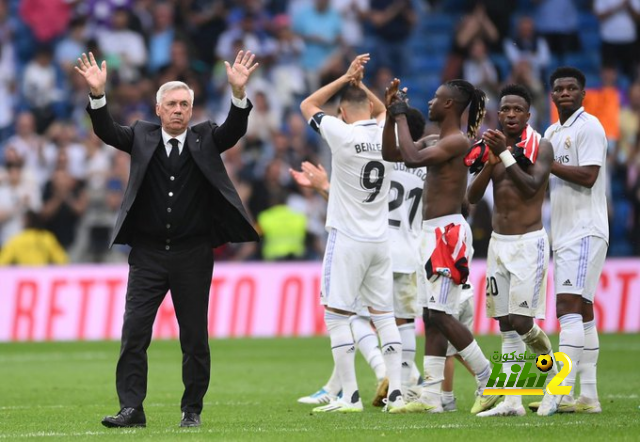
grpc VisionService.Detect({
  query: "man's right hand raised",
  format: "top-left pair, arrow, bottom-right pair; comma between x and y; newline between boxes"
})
74,52 -> 107,96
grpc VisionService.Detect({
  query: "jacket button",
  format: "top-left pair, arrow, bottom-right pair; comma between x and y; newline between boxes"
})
165,245 -> 170,251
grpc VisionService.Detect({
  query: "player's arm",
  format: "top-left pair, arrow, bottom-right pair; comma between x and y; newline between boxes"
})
395,116 -> 465,167
550,163 -> 600,189
300,54 -> 367,121
467,153 -> 497,204
549,122 -> 604,189
382,112 -> 403,162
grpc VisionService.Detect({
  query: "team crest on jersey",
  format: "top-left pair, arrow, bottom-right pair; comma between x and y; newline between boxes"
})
564,137 -> 571,149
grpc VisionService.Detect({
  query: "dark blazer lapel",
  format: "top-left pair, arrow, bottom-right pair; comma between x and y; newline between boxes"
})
142,128 -> 162,167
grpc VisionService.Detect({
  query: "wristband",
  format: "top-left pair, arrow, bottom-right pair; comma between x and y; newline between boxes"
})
499,150 -> 516,168
89,92 -> 105,99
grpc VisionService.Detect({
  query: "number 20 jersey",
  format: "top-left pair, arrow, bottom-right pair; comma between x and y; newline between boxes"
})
388,164 -> 426,273
312,114 -> 392,242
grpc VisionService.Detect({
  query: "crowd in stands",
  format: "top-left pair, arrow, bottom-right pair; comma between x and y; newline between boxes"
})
0,0 -> 639,263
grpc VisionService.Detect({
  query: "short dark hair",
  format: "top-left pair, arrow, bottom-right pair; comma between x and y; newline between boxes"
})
406,107 -> 426,142
550,66 -> 586,89
499,84 -> 532,108
339,85 -> 369,106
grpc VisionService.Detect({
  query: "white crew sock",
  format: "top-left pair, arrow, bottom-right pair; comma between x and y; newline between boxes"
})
398,322 -> 420,386
458,340 -> 491,393
325,311 -> 359,404
370,312 -> 403,398
422,355 -> 446,404
502,330 -> 525,407
580,319 -> 599,399
323,365 -> 341,397
350,315 -> 385,381
558,313 -> 584,392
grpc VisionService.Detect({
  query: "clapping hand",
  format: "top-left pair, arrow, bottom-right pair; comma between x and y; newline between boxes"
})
345,53 -> 370,86
225,50 -> 259,99
75,52 -> 107,96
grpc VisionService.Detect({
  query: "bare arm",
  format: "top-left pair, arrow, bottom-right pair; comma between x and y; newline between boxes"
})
382,113 -> 403,162
300,54 -> 366,121
550,162 -> 600,188
467,154 -> 497,204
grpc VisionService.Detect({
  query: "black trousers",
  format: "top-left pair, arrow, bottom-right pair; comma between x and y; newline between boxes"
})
116,242 -> 214,413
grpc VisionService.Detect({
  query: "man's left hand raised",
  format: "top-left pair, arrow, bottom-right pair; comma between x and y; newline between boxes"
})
225,50 -> 259,99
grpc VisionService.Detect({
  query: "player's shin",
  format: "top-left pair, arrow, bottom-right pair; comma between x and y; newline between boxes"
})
325,311 -> 359,404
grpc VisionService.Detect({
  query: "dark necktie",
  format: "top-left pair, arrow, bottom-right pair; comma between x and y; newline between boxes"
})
169,138 -> 180,172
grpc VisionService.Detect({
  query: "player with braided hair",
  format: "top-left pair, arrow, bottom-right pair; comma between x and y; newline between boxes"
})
382,79 -> 499,414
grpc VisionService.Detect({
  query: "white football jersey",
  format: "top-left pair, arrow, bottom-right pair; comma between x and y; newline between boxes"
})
545,107 -> 609,250
388,163 -> 425,273
312,114 -> 392,242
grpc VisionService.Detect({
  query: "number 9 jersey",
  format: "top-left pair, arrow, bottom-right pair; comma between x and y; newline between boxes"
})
311,113 -> 393,242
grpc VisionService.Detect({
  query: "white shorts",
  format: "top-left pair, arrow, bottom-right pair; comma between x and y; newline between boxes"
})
485,229 -> 549,319
553,236 -> 607,303
321,228 -> 393,312
393,272 -> 420,319
446,284 -> 475,356
416,214 -> 473,315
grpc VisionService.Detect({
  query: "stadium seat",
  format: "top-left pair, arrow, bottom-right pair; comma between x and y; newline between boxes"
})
578,12 -> 600,32
419,13 -> 456,33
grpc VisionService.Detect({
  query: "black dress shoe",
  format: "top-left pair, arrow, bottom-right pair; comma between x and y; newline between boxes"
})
101,407 -> 146,428
180,412 -> 201,427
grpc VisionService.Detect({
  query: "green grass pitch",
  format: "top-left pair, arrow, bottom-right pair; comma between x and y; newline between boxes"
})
1,334 -> 639,441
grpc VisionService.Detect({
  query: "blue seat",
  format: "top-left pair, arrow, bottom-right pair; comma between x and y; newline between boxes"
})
412,54 -> 446,73
419,13 -> 456,33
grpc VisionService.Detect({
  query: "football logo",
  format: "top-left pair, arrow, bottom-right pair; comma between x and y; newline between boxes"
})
536,354 -> 553,372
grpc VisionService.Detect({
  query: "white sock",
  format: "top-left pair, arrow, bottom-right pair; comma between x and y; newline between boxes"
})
398,322 -> 418,386
520,323 -> 558,376
558,313 -> 584,392
323,365 -> 341,396
370,312 -> 402,398
350,315 -> 385,381
502,330 -> 525,407
441,390 -> 455,404
422,355 -> 446,404
580,319 -> 599,399
325,311 -> 358,404
458,340 -> 491,393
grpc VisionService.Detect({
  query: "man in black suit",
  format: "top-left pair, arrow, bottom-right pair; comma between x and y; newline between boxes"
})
75,50 -> 260,428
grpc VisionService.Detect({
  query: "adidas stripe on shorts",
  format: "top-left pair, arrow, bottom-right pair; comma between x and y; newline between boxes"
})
485,228 -> 548,319
553,236 -> 607,303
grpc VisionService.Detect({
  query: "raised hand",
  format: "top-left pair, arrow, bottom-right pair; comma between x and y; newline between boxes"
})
225,50 -> 259,99
74,52 -> 107,96
345,53 -> 370,86
385,78 -> 401,108
483,129 -> 508,156
301,162 -> 329,192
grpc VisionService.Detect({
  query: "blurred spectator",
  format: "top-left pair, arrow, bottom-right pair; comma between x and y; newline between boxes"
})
505,59 -> 546,129
47,121 -> 88,181
368,0 -> 416,77
333,0 -> 369,50
269,14 -> 306,111
248,158 -> 290,221
504,16 -> 550,81
147,2 -> 178,74
618,82 -> 640,164
21,46 -> 65,133
215,10 -> 277,66
594,0 -> 640,81
178,0 -> 229,67
256,192 -> 308,261
19,0 -> 71,43
292,0 -> 342,92
40,160 -> 88,249
79,0 -> 134,32
246,90 -> 281,146
54,17 -> 89,75
5,111 -> 55,188
97,7 -> 147,83
584,66 -> 622,147
442,1 -> 498,80
0,210 -> 68,265
462,38 -> 499,100
474,0 -> 516,50
0,18 -> 15,143
534,0 -> 580,58
0,158 -> 41,246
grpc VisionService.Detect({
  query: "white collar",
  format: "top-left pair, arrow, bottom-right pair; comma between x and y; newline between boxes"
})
161,129 -> 187,146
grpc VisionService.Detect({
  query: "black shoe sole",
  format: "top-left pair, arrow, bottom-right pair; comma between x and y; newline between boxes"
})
101,420 -> 146,428
179,422 -> 201,428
